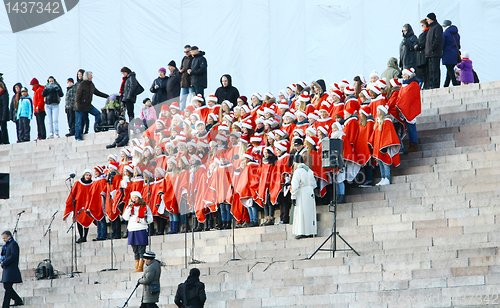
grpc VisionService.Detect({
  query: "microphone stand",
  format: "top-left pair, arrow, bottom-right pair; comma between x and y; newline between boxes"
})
188,166 -> 203,266
227,159 -> 240,262
66,177 -> 83,277
44,211 -> 58,263
147,183 -> 152,251
101,181 -> 117,272
12,210 -> 24,240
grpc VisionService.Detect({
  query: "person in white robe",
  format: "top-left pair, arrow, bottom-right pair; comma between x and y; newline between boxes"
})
290,154 -> 317,239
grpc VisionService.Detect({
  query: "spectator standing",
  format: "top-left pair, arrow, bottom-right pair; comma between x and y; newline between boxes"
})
120,67 -> 141,121
188,46 -> 208,100
381,57 -> 401,81
166,60 -> 181,101
76,69 -> 90,135
16,87 -> 32,142
9,83 -> 22,142
457,51 -> 474,85
65,78 -> 77,137
425,13 -> 443,89
42,76 -> 64,138
174,268 -> 206,308
30,78 -> 46,140
415,19 -> 429,89
137,251 -> 161,308
179,45 -> 193,110
442,19 -> 461,87
0,83 -> 9,144
1,231 -> 23,307
150,68 -> 168,112
74,71 -> 107,141
214,74 -> 240,106
399,24 -> 418,70
139,98 -> 157,128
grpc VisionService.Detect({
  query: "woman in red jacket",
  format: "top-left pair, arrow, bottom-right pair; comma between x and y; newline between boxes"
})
63,170 -> 94,243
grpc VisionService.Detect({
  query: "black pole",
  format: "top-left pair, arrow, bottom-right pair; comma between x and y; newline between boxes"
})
188,165 -> 203,265
101,181 -> 117,272
12,210 -> 24,240
44,210 -> 57,262
227,159 -> 240,262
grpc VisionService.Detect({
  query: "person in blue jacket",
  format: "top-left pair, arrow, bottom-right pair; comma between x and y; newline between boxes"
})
442,19 -> 461,87
17,87 -> 33,142
1,230 -> 23,307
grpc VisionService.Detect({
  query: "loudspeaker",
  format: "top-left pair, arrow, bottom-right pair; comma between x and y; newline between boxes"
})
322,138 -> 343,169
0,173 -> 9,199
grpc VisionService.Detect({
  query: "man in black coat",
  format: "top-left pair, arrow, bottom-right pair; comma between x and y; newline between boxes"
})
150,68 -> 168,111
1,231 -> 23,307
424,12 -> 443,89
0,83 -> 9,144
214,74 -> 240,106
414,19 -> 429,89
121,67 -> 141,121
179,45 -> 193,110
174,268 -> 206,308
166,60 -> 181,101
188,46 -> 208,100
399,24 -> 418,70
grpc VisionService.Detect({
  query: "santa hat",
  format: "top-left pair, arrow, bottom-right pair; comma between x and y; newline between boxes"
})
345,106 -> 356,115
377,105 -> 389,115
340,79 -> 349,87
223,114 -> 234,123
275,142 -> 287,152
179,156 -> 189,167
344,86 -> 355,95
299,92 -> 311,102
319,104 -> 329,112
185,105 -> 195,113
131,191 -> 142,199
134,165 -> 142,175
167,157 -> 177,166
376,79 -> 387,89
144,146 -> 154,154
390,78 -> 400,87
216,134 -> 228,143
205,113 -> 217,122
305,136 -> 317,146
370,70 -> 380,78
283,112 -> 296,120
170,102 -> 180,110
108,154 -> 118,162
94,165 -> 105,175
295,110 -> 307,119
263,107 -> 275,115
241,120 -> 253,130
165,142 -> 175,149
193,94 -> 204,102
332,121 -> 343,131
243,150 -> 254,161
155,167 -> 165,178
190,154 -> 202,163
317,126 -> 328,136
287,83 -> 297,92
361,89 -> 371,99
121,148 -> 131,157
293,128 -> 305,137
250,136 -> 262,143
306,126 -> 317,136
402,68 -> 415,77
307,113 -> 319,120
275,129 -> 286,137
207,95 -> 218,102
194,120 -> 205,128
370,85 -> 382,95
360,106 -> 371,116
222,100 -> 233,109
296,81 -> 307,89
241,105 -> 251,114
155,119 -> 166,127
252,92 -> 263,101
197,141 -> 209,148
278,102 -> 289,109
124,165 -> 134,174
232,122 -> 242,129
255,117 -> 265,125
133,146 -> 144,154
330,83 -> 340,91
321,101 -> 331,109
264,92 -> 274,99
331,90 -> 342,99
160,104 -> 170,111
108,161 -> 119,170
335,111 -> 344,119
230,131 -> 242,139
219,124 -> 230,131
267,131 -> 275,140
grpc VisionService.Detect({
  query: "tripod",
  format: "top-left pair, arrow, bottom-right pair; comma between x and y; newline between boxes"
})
66,177 -> 83,277
101,182 -> 117,272
186,166 -> 204,267
307,181 -> 359,259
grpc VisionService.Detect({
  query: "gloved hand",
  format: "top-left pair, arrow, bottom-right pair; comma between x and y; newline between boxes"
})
291,199 -> 296,207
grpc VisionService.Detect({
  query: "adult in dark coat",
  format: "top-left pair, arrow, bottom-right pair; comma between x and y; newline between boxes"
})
74,71 -> 108,141
179,45 -> 194,110
120,67 -> 140,121
137,251 -> 161,307
166,60 -> 181,101
174,268 -> 206,308
150,68 -> 168,109
442,20 -> 461,87
9,83 -> 22,142
425,13 -> 443,89
188,46 -> 208,99
414,19 -> 429,89
214,74 -> 240,106
0,83 -> 9,144
1,231 -> 23,307
399,24 -> 418,70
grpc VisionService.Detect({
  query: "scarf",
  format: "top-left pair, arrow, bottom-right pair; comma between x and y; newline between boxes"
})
119,76 -> 127,94
131,203 -> 147,218
1,237 -> 12,262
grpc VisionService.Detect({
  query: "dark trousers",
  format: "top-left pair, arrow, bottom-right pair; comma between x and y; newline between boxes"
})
83,113 -> 89,134
113,134 -> 129,147
192,85 -> 205,100
125,100 -> 135,122
35,111 -> 46,139
427,57 -> 441,89
132,245 -> 146,260
0,121 -> 8,144
111,219 -> 121,239
77,224 -> 88,240
18,117 -> 30,142
66,108 -> 75,135
140,303 -> 158,308
444,64 -> 460,87
97,218 -> 107,239
277,191 -> 291,224
3,282 -> 22,308
14,120 -> 20,142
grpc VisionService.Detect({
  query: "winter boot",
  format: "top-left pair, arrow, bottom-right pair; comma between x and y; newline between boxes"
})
132,260 -> 139,272
337,194 -> 346,204
404,142 -> 418,154
133,259 -> 144,273
106,142 -> 117,149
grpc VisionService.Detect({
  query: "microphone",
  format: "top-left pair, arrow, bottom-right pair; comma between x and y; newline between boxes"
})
233,154 -> 240,160
17,210 -> 25,215
66,173 -> 76,181
52,210 -> 58,217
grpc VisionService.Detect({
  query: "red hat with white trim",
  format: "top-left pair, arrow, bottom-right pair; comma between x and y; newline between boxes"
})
124,165 -> 134,174
390,78 -> 400,87
288,84 -> 297,92
402,68 -> 415,77
319,104 -> 329,112
131,191 -> 142,199
297,81 -> 307,89
317,126 -> 328,136
222,100 -> 233,109
170,102 -> 180,110
340,79 -> 349,87
360,106 -> 371,116
335,111 -> 344,119
376,79 -> 387,89
250,136 -> 262,143
252,93 -> 263,101
295,110 -> 307,119
293,128 -> 305,137
299,92 -> 311,102
370,85 -> 382,95
274,142 -> 287,152
377,105 -> 389,115
94,165 -> 105,175
108,154 -> 118,162
306,126 -> 316,136
345,106 -> 356,115
264,92 -> 274,99
207,95 -> 218,102
108,161 -> 119,171
344,86 -> 355,95
305,136 -> 318,146
283,112 -> 296,120
307,113 -> 319,120
278,101 -> 289,109
241,105 -> 251,114
331,90 -> 343,99
330,83 -> 340,91
241,120 -> 253,130
121,148 -> 131,157
193,94 -> 204,102
361,89 -> 371,99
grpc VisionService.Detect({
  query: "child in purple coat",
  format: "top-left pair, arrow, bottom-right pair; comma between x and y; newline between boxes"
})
456,51 -> 474,84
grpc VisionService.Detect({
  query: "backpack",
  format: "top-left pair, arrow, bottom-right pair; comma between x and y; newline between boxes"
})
35,259 -> 54,280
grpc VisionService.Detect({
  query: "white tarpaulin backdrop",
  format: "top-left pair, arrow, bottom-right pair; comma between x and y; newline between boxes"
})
0,0 -> 498,141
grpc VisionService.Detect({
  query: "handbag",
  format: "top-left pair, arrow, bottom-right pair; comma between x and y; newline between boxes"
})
150,283 -> 160,294
451,34 -> 461,63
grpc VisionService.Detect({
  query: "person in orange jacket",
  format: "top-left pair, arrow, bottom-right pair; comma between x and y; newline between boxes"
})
30,78 -> 46,140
